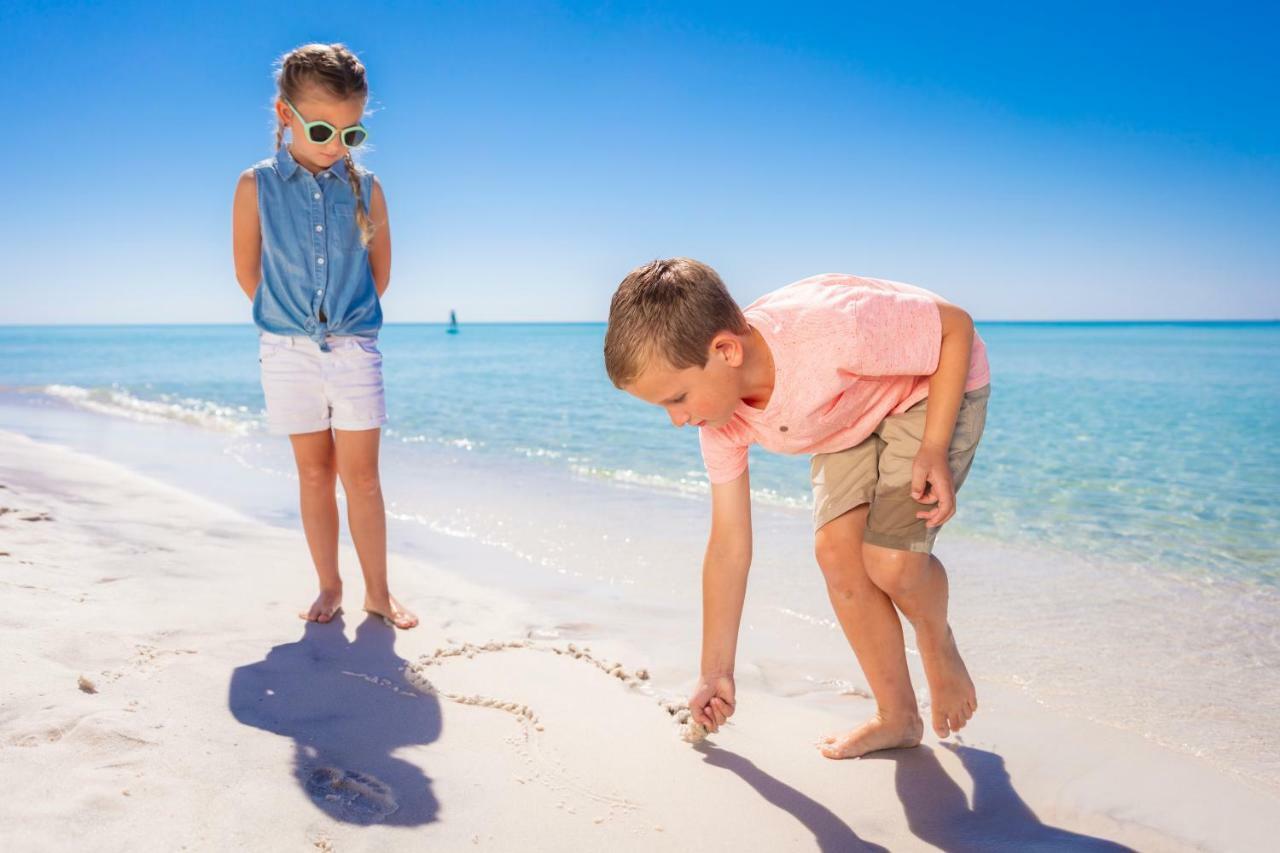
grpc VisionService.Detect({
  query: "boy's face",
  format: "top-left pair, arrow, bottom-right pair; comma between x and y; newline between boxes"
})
624,335 -> 745,429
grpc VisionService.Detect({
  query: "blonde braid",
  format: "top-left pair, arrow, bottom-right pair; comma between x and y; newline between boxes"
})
344,151 -> 375,247
274,122 -> 285,150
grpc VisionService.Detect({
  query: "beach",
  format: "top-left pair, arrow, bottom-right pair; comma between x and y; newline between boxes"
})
2,402 -> 1278,850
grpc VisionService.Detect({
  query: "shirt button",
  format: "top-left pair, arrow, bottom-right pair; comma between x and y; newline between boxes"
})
316,289 -> 323,295
313,192 -> 321,200
316,225 -> 323,232
317,257 -> 325,265
779,425 -> 789,432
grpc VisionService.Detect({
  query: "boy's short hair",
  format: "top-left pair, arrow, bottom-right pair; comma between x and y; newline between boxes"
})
604,258 -> 749,388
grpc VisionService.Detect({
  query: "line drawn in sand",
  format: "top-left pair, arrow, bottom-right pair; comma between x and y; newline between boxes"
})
406,638 -> 681,826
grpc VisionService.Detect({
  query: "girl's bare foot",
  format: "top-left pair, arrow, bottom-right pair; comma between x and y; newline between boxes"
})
300,585 -> 343,623
918,625 -> 977,738
819,711 -> 923,759
364,593 -> 418,630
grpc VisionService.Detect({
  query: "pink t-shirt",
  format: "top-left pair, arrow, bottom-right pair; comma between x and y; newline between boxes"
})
699,274 -> 990,484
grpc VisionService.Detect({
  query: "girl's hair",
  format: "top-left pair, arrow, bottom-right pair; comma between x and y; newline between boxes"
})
274,43 -> 375,246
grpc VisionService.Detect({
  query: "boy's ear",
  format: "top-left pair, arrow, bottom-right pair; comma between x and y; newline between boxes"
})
708,332 -> 745,368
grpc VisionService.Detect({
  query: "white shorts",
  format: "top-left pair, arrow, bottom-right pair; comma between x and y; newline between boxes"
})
258,332 -> 388,435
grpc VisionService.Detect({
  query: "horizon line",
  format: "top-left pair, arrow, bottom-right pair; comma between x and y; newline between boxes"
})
1,319 -> 1278,329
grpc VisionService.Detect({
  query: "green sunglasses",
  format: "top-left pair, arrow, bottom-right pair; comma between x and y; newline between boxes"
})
284,98 -> 369,148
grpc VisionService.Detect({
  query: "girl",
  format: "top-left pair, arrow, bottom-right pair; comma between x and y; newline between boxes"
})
232,43 -> 417,629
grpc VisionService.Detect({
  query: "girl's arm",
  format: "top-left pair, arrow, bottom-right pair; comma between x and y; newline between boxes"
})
231,169 -> 261,302
367,178 -> 392,298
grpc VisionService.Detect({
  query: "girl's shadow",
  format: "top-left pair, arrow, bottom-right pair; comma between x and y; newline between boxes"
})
228,615 -> 441,825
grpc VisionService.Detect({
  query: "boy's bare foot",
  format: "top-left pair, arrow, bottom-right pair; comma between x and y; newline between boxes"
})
819,712 -> 923,759
918,625 -> 977,738
300,586 -> 343,623
364,593 -> 419,630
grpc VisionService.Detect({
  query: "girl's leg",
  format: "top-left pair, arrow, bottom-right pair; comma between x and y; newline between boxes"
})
289,429 -> 343,622
333,427 -> 418,629
814,505 -> 924,758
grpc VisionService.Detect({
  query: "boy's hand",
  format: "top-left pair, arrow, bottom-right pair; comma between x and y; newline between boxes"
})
689,672 -> 736,732
912,445 -> 956,528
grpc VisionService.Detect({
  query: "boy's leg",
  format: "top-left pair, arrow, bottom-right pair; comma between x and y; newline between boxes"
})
814,505 -> 924,759
861,544 -> 975,738
859,386 -> 989,738
288,429 -> 342,622
333,427 -> 418,629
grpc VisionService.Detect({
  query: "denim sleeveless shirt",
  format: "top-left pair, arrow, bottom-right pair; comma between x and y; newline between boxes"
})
251,146 -> 382,351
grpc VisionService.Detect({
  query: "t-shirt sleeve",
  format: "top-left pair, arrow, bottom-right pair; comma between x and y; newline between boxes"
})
847,288 -> 943,376
699,425 -> 750,485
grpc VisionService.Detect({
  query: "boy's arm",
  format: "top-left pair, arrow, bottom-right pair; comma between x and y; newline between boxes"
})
913,300 -> 975,527
232,169 -> 261,302
689,470 -> 753,732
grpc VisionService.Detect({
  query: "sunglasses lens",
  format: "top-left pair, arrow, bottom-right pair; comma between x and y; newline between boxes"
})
343,128 -> 367,148
307,125 -> 335,144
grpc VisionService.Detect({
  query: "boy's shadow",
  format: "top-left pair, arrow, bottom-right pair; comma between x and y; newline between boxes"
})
698,742 -> 1135,852
869,743 -> 1136,851
697,745 -> 890,852
228,615 -> 441,826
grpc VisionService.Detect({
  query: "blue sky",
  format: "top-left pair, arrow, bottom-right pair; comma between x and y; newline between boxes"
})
4,1 -> 1277,323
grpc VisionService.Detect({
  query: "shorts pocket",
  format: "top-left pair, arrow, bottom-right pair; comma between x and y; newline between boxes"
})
258,341 -> 284,364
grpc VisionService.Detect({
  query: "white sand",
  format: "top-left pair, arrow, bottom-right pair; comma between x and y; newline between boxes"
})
2,428 -> 1276,852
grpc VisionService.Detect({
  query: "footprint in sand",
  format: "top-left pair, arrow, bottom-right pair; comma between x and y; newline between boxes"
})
304,767 -> 399,823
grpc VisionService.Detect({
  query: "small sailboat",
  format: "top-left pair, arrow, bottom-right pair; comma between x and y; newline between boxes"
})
447,309 -> 459,335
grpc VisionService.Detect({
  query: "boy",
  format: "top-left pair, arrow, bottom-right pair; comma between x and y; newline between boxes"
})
603,258 -> 990,758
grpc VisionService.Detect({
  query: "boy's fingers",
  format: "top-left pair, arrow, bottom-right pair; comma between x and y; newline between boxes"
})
695,706 -> 714,731
910,469 -> 927,500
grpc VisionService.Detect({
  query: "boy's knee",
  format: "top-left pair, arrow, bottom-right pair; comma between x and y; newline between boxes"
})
862,543 -> 928,598
815,528 -> 875,602
814,525 -> 857,573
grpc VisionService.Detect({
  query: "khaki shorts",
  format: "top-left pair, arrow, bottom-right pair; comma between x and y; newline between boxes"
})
810,385 -> 989,553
